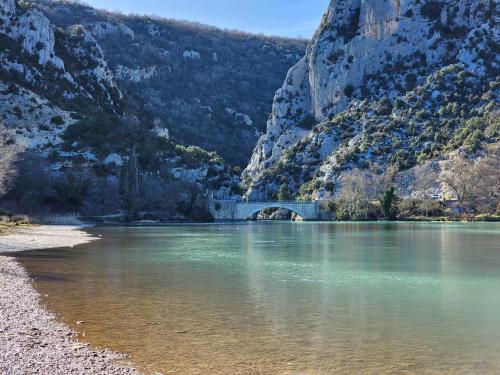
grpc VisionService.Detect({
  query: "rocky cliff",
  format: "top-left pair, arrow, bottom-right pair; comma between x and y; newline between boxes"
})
244,0 -> 499,199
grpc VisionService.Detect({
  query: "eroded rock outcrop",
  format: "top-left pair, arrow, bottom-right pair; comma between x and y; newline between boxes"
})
244,0 -> 499,200
1,0 -> 64,68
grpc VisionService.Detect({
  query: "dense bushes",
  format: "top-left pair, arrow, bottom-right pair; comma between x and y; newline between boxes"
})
0,123 -> 22,196
421,1 -> 442,21
344,85 -> 354,97
277,183 -> 292,201
50,116 -> 64,125
376,96 -> 392,115
296,115 -> 317,130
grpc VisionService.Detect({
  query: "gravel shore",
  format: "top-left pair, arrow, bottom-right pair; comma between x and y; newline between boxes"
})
0,226 -> 142,375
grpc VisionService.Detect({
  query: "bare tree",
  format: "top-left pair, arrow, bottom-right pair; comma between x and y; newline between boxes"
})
440,153 -> 500,213
119,146 -> 142,217
441,157 -> 478,212
412,166 -> 441,217
336,168 -> 384,220
440,148 -> 500,214
0,123 -> 23,196
337,169 -> 367,219
141,174 -> 184,217
480,146 -> 500,194
474,146 -> 500,213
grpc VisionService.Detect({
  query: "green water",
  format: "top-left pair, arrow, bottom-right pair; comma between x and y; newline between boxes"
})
17,222 -> 500,374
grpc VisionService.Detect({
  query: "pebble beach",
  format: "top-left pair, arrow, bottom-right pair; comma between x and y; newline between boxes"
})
0,226 -> 141,375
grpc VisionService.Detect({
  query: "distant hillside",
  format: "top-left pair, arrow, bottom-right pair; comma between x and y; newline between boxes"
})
0,0 -> 306,217
14,0 -> 306,166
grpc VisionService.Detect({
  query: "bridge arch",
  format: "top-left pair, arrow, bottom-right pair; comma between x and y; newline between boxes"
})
210,200 -> 320,221
240,204 -> 307,221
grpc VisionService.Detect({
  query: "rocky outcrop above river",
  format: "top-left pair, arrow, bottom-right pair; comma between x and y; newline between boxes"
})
244,0 -> 499,200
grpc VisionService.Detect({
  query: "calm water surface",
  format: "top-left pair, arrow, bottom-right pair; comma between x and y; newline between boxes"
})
16,222 -> 500,374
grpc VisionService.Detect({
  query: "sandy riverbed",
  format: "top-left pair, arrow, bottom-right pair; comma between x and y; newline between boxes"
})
0,225 -> 142,375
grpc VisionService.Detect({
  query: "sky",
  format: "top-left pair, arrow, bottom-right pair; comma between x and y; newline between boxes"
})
82,0 -> 330,38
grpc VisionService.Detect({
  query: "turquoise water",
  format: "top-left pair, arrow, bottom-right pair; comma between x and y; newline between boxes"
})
18,222 -> 500,374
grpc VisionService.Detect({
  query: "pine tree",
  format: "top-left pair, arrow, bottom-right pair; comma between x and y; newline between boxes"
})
277,183 -> 292,201
381,186 -> 397,220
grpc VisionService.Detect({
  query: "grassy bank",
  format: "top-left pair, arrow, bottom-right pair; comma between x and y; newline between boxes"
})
0,217 -> 32,236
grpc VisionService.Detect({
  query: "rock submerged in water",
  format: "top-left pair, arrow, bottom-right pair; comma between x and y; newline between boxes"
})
251,208 -> 301,221
271,208 -> 293,220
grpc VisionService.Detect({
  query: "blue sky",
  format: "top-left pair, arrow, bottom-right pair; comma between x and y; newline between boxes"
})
82,0 -> 330,38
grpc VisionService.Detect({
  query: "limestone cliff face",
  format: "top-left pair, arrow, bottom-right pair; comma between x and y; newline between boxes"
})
0,0 -> 122,150
244,0 -> 499,199
1,0 -> 63,68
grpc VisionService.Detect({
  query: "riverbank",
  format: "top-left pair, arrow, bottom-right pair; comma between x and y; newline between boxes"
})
0,225 -> 141,375
0,216 -> 31,236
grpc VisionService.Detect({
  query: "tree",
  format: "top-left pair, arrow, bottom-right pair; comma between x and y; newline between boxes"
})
474,146 -> 500,213
277,183 -> 292,201
175,180 -> 212,221
7,153 -> 52,214
53,168 -> 93,212
0,123 -> 23,196
411,166 -> 441,217
440,150 -> 500,215
376,96 -> 392,115
140,174 -> 184,218
81,175 -> 121,216
381,186 -> 398,219
119,146 -> 141,218
337,169 -> 368,220
440,156 -> 481,213
336,168 -> 381,220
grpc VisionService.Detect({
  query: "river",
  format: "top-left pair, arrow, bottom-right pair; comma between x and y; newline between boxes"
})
16,222 -> 500,374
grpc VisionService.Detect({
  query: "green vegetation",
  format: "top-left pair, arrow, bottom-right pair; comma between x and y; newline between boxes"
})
376,96 -> 392,115
421,1 -> 442,21
344,85 -> 354,97
296,115 -> 317,130
253,61 -> 499,202
381,186 -> 397,219
0,212 -> 31,236
277,183 -> 292,201
50,115 -> 64,126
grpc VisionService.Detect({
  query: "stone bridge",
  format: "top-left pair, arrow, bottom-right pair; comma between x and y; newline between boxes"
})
209,199 -> 320,221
